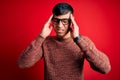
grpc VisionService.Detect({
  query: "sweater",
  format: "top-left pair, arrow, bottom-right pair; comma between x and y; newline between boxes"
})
18,35 -> 111,80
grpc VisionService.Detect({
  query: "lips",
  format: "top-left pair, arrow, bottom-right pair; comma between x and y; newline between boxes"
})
56,29 -> 64,33
58,30 -> 63,32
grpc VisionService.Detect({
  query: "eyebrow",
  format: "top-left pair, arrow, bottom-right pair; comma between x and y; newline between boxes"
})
53,17 -> 70,20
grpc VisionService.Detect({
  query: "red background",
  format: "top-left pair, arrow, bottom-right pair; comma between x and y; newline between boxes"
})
0,0 -> 120,80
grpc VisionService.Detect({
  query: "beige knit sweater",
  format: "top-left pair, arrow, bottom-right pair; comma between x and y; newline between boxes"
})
18,35 -> 111,80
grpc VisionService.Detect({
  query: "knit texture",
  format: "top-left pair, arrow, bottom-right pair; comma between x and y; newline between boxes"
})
18,35 -> 111,80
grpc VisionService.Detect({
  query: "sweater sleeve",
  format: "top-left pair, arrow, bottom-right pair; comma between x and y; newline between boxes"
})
18,35 -> 45,68
76,36 -> 111,74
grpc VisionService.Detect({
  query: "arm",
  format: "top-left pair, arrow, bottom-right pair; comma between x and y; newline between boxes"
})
18,36 -> 45,68
18,15 -> 53,68
70,14 -> 111,74
76,36 -> 111,74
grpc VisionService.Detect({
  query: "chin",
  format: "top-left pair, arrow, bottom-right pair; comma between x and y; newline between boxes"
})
56,34 -> 64,38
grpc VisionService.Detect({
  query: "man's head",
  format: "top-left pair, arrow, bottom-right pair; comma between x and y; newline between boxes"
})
52,2 -> 73,16
52,3 -> 74,38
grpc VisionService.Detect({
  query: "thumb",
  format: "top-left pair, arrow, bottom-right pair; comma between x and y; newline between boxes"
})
49,26 -> 53,30
49,22 -> 53,30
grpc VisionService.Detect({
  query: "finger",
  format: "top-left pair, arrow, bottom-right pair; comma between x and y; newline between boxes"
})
44,15 -> 53,28
49,22 -> 53,28
69,22 -> 73,32
70,14 -> 77,26
47,14 -> 53,24
49,25 -> 53,30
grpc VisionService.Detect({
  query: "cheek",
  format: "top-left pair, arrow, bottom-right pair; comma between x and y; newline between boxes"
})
65,26 -> 69,31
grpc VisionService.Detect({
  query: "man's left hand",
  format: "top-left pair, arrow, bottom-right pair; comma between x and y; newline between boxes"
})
70,14 -> 79,38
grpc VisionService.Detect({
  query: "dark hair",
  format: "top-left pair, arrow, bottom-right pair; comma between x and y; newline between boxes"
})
52,2 -> 74,16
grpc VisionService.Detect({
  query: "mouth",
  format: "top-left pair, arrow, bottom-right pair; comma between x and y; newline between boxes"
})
56,29 -> 64,33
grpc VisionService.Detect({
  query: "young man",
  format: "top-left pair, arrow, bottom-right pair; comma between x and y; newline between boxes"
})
18,3 -> 111,80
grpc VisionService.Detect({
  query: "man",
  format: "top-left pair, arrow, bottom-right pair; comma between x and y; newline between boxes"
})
18,2 -> 111,80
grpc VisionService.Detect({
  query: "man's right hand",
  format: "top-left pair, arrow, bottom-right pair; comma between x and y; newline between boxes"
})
40,15 -> 53,38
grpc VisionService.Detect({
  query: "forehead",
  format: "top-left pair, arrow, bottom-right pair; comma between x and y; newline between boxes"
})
53,12 -> 71,19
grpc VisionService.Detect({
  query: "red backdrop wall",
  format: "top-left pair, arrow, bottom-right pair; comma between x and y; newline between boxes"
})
0,0 -> 120,80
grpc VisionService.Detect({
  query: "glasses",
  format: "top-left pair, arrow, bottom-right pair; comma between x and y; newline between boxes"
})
52,17 -> 71,25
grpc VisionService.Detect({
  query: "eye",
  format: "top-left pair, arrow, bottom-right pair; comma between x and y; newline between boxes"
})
52,18 -> 59,25
52,18 -> 58,22
62,19 -> 69,24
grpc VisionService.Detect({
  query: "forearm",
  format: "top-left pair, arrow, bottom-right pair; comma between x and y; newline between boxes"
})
18,35 -> 45,68
76,36 -> 111,74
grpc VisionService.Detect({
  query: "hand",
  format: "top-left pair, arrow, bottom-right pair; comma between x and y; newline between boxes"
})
40,15 -> 53,38
70,14 -> 79,38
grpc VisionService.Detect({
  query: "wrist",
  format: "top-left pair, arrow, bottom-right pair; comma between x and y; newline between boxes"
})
73,35 -> 81,42
39,33 -> 47,39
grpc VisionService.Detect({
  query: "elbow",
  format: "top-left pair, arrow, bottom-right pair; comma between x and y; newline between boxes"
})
18,62 -> 28,69
18,61 -> 26,69
18,62 -> 33,69
90,63 -> 111,74
18,58 -> 26,68
18,64 -> 25,69
101,65 -> 111,74
18,60 -> 33,69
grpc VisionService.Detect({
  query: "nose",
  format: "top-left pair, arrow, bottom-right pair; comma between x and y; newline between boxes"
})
58,21 -> 63,28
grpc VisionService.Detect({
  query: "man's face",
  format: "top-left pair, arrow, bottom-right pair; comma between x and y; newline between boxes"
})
52,12 -> 71,38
